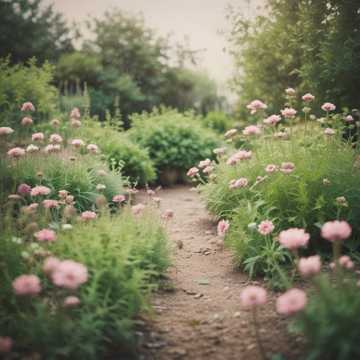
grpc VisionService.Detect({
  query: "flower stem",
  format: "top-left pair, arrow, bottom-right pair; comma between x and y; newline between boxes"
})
252,307 -> 267,360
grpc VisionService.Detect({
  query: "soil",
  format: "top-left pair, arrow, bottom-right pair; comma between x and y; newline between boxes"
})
137,186 -> 304,360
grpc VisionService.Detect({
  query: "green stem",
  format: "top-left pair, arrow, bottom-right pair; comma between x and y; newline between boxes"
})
252,307 -> 267,360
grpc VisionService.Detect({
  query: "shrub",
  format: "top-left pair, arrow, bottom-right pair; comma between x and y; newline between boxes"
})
78,120 -> 156,186
202,111 -> 234,134
0,207 -> 169,358
0,58 -> 58,127
129,109 -> 221,183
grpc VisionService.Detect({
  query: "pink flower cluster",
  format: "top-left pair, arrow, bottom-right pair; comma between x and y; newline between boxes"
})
81,211 -> 97,221
229,177 -> 248,189
321,102 -> 336,112
7,147 -> 25,158
298,255 -> 321,277
281,107 -> 297,119
34,228 -> 57,242
0,127 -> 14,135
240,286 -> 267,308
12,274 -> 41,296
278,228 -> 310,250
226,150 -> 252,165
243,125 -> 261,136
321,220 -> 351,242
246,100 -> 267,114
263,114 -> 281,126
258,220 -> 274,235
31,185 -> 51,197
276,288 -> 307,316
21,102 -> 35,112
187,167 -> 199,177
217,219 -> 230,237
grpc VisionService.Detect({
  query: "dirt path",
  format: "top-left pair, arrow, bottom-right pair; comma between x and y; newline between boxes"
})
138,186 -> 302,360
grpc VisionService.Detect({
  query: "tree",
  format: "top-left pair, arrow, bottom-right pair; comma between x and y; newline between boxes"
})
0,0 -> 73,64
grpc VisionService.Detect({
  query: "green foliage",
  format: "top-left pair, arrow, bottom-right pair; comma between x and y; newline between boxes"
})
202,111 -> 234,134
0,0 -> 73,64
294,273 -> 360,360
0,58 -> 58,127
129,109 -> 221,178
78,120 -> 156,186
0,208 -> 169,359
228,0 -> 360,117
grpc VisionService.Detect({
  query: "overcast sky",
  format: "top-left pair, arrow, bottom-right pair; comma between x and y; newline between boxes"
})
49,0 -> 263,89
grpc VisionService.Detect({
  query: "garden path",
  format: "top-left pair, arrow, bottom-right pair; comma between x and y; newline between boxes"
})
138,186 -> 301,360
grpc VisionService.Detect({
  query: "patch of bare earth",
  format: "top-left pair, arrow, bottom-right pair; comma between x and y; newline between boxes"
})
137,186 -> 303,360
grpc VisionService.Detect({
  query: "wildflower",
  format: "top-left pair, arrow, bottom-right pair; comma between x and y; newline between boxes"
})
43,257 -> 61,275
213,147 -> 226,155
335,196 -> 348,207
246,100 -> 267,114
263,114 -> 281,126
276,288 -> 307,316
81,211 -> 97,221
280,162 -> 295,174
187,167 -> 199,177
17,183 -> 31,196
243,125 -> 261,136
203,165 -> 214,174
322,178 -> 331,186
7,147 -> 25,158
21,116 -> 33,126
87,143 -> 99,154
345,115 -> 354,122
34,229 -> 56,242
324,127 -> 336,136
42,199 -> 59,209
29,203 -> 39,211
12,274 -> 41,296
224,128 -> 238,138
321,102 -> 336,112
132,203 -> 145,215
278,228 -> 310,250
229,177 -> 248,189
227,150 -> 252,165
298,256 -> 321,277
70,119 -> 82,128
58,190 -> 69,199
50,119 -> 60,127
70,107 -> 81,119
0,127 -> 14,135
258,220 -> 274,235
265,164 -> 278,174
285,87 -> 296,96
0,337 -> 13,353
71,139 -> 85,148
65,195 -> 75,204
281,107 -> 297,119
32,132 -> 44,142
240,286 -> 267,308
112,194 -> 126,203
302,93 -> 315,102
321,220 -> 351,242
52,260 -> 88,290
217,219 -> 230,237
44,144 -> 61,153
162,209 -> 174,220
338,255 -> 354,269
26,144 -> 39,153
64,296 -> 81,308
31,185 -> 51,197
21,102 -> 35,112
49,134 -> 63,144
198,159 -> 211,168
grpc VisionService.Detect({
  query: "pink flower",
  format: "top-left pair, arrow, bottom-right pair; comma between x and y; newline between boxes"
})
44,144 -> 61,153
324,128 -> 336,136
263,114 -> 281,126
0,127 -> 14,135
31,185 -> 51,197
12,274 -> 41,296
213,147 -> 226,155
162,209 -> 174,220
87,144 -> 99,154
29,203 -> 39,211
71,139 -> 85,148
70,119 -> 82,128
70,107 -> 81,119
276,288 -> 307,316
280,162 -> 295,174
278,228 -> 310,250
49,134 -> 63,144
58,190 -> 69,199
217,219 -> 230,237
21,102 -> 35,112
265,164 -> 278,174
52,260 -> 88,290
321,220 -> 352,242
0,337 -> 13,353
17,183 -> 31,196
43,256 -> 61,275
243,125 -> 261,136
281,107 -> 297,119
34,229 -> 57,242
298,255 -> 321,277
81,211 -> 97,221
203,165 -> 214,174
258,220 -> 275,235
42,199 -> 59,209
321,102 -> 336,112
187,167 -> 199,177
64,296 -> 81,308
7,147 -> 25,158
246,100 -> 267,114
302,93 -> 315,102
240,286 -> 267,308
198,159 -> 211,168
113,194 -> 126,203
285,87 -> 296,96
21,116 -> 33,126
132,203 -> 145,215
227,150 -> 252,165
345,115 -> 354,122
338,255 -> 354,269
224,128 -> 238,138
32,132 -> 44,142
229,178 -> 248,189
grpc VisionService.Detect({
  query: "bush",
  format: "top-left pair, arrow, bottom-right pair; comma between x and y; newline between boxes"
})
78,120 -> 156,186
129,109 -> 221,183
202,111 -> 234,134
0,207 -> 169,358
0,58 -> 58,127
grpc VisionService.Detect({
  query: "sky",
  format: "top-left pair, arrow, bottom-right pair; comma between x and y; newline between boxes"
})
48,0 -> 263,93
